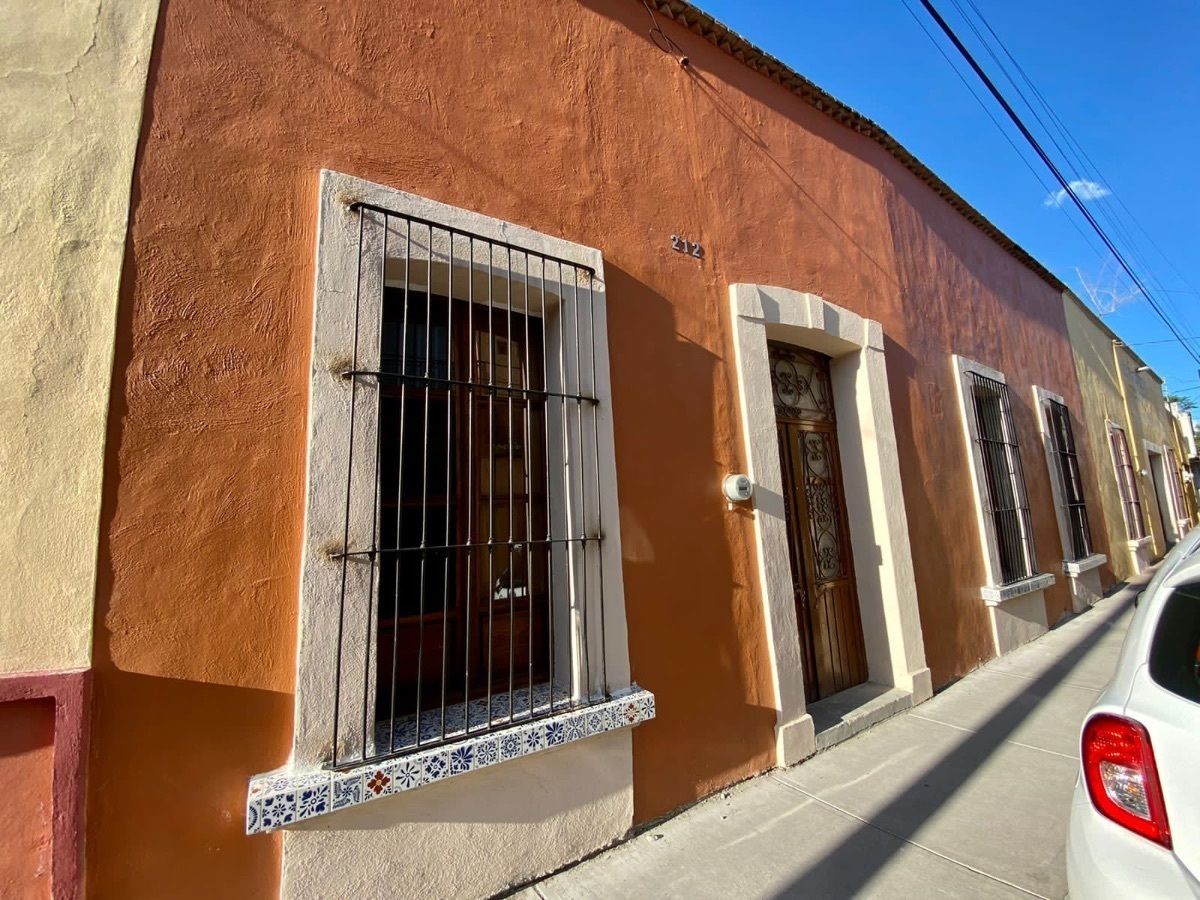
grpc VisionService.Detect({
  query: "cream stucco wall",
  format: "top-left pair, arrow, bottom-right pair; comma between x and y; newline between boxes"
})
282,731 -> 633,899
1064,293 -> 1185,581
0,0 -> 159,673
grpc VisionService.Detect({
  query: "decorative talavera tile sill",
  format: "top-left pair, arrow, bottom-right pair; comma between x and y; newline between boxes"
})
245,686 -> 655,834
1063,553 -> 1107,576
980,572 -> 1056,606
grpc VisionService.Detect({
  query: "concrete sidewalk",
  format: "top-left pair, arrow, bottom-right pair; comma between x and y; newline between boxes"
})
518,576 -> 1146,900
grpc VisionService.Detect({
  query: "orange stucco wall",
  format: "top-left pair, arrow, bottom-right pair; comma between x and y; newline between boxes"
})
89,0 -> 1108,893
0,699 -> 55,899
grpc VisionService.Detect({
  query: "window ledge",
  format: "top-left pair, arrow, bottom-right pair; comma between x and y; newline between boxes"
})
1063,554 -> 1106,576
1127,536 -> 1152,550
245,686 -> 654,834
980,573 -> 1055,606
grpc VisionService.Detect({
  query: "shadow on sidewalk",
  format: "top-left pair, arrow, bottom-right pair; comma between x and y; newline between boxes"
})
775,592 -> 1135,898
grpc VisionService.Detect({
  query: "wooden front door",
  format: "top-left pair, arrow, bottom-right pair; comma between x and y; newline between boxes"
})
770,342 -> 868,702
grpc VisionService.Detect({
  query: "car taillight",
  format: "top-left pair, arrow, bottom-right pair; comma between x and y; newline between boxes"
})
1081,714 -> 1172,848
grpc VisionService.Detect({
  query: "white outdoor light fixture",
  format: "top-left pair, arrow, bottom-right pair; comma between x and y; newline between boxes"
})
722,473 -> 754,503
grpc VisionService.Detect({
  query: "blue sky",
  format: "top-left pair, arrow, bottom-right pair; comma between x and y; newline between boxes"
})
698,0 -> 1200,401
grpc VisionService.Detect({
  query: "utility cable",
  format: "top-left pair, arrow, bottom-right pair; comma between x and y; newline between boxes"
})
912,0 -> 1200,368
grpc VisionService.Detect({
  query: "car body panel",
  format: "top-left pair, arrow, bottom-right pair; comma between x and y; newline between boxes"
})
1067,527 -> 1200,899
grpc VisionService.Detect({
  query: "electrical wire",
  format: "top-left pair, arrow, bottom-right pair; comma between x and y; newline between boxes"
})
912,0 -> 1200,368
951,0 -> 1200,352
896,0 -> 1109,265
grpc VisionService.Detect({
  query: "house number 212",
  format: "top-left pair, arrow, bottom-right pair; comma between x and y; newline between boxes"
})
670,234 -> 704,259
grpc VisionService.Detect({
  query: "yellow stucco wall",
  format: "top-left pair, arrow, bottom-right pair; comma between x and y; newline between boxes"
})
1064,292 -> 1187,580
0,0 -> 159,674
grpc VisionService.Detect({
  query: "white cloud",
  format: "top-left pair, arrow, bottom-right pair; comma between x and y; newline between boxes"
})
1044,179 -> 1111,208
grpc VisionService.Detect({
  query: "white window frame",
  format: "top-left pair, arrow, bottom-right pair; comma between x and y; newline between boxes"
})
1032,386 -> 1105,572
952,355 -> 1052,602
290,171 -> 633,769
1108,421 -> 1147,544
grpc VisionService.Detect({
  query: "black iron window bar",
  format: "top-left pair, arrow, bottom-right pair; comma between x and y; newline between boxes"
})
1046,399 -> 1094,561
967,372 -> 1037,585
1109,426 -> 1146,540
328,201 -> 609,770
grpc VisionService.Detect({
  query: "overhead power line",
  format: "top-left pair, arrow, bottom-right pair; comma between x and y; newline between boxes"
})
912,0 -> 1200,369
950,0 -> 1200,354
896,0 -> 1110,265
1130,336 -> 1200,347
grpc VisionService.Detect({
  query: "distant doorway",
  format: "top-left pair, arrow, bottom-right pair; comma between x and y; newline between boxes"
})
1146,447 -> 1177,547
770,342 -> 868,702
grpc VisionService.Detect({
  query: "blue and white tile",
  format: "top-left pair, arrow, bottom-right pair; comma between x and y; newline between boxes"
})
638,692 -> 656,720
296,784 -> 330,821
544,719 -> 566,746
390,756 -> 424,792
448,743 -> 476,775
245,687 -> 657,833
584,707 -> 608,736
563,712 -> 587,742
246,798 -> 264,834
523,723 -> 547,754
497,729 -> 525,761
472,735 -> 500,768
259,791 -> 297,830
420,749 -> 450,785
331,772 -> 363,811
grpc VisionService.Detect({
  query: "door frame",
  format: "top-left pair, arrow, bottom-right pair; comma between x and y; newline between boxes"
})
1144,440 -> 1179,548
730,284 -> 932,766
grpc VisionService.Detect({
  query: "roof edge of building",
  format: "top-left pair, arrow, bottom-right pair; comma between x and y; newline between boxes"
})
653,0 -> 1067,294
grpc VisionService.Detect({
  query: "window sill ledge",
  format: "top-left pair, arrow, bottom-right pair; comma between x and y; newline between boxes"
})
1063,554 -> 1106,576
1126,536 -> 1152,550
980,573 -> 1055,606
245,686 -> 655,834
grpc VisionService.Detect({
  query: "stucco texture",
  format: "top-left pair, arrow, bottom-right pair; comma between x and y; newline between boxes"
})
0,699 -> 55,899
1064,294 -> 1181,579
90,0 -> 1103,895
282,732 -> 632,899
0,0 -> 159,674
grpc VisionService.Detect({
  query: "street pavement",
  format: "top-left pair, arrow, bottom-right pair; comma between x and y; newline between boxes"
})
517,573 -> 1146,899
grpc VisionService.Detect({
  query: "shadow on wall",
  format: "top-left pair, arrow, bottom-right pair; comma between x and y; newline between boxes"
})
883,172 -> 1080,632
773,590 -> 1132,898
602,262 -> 778,825
881,335 -> 995,683
86,113 -> 296,895
580,0 -> 909,308
0,699 -> 55,898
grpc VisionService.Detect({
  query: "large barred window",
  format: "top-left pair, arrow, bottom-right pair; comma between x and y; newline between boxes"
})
1109,424 -> 1146,541
298,174 -> 620,771
966,372 -> 1037,584
1045,398 -> 1094,561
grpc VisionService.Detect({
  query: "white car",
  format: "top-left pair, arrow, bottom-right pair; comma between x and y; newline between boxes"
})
1068,526 -> 1200,898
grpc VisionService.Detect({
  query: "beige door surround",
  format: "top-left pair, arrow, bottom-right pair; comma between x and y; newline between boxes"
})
730,284 -> 932,767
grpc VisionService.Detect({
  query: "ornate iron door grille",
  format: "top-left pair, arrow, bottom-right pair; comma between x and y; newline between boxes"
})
967,372 -> 1037,585
329,202 -> 608,770
770,342 -> 868,702
1109,425 -> 1146,540
1046,399 -> 1093,560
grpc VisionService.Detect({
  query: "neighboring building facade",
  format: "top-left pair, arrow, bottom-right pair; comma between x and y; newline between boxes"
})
78,2 -> 1120,897
1064,292 -> 1197,581
24,0 -> 1200,897
0,1 -> 159,896
1169,400 -> 1200,517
